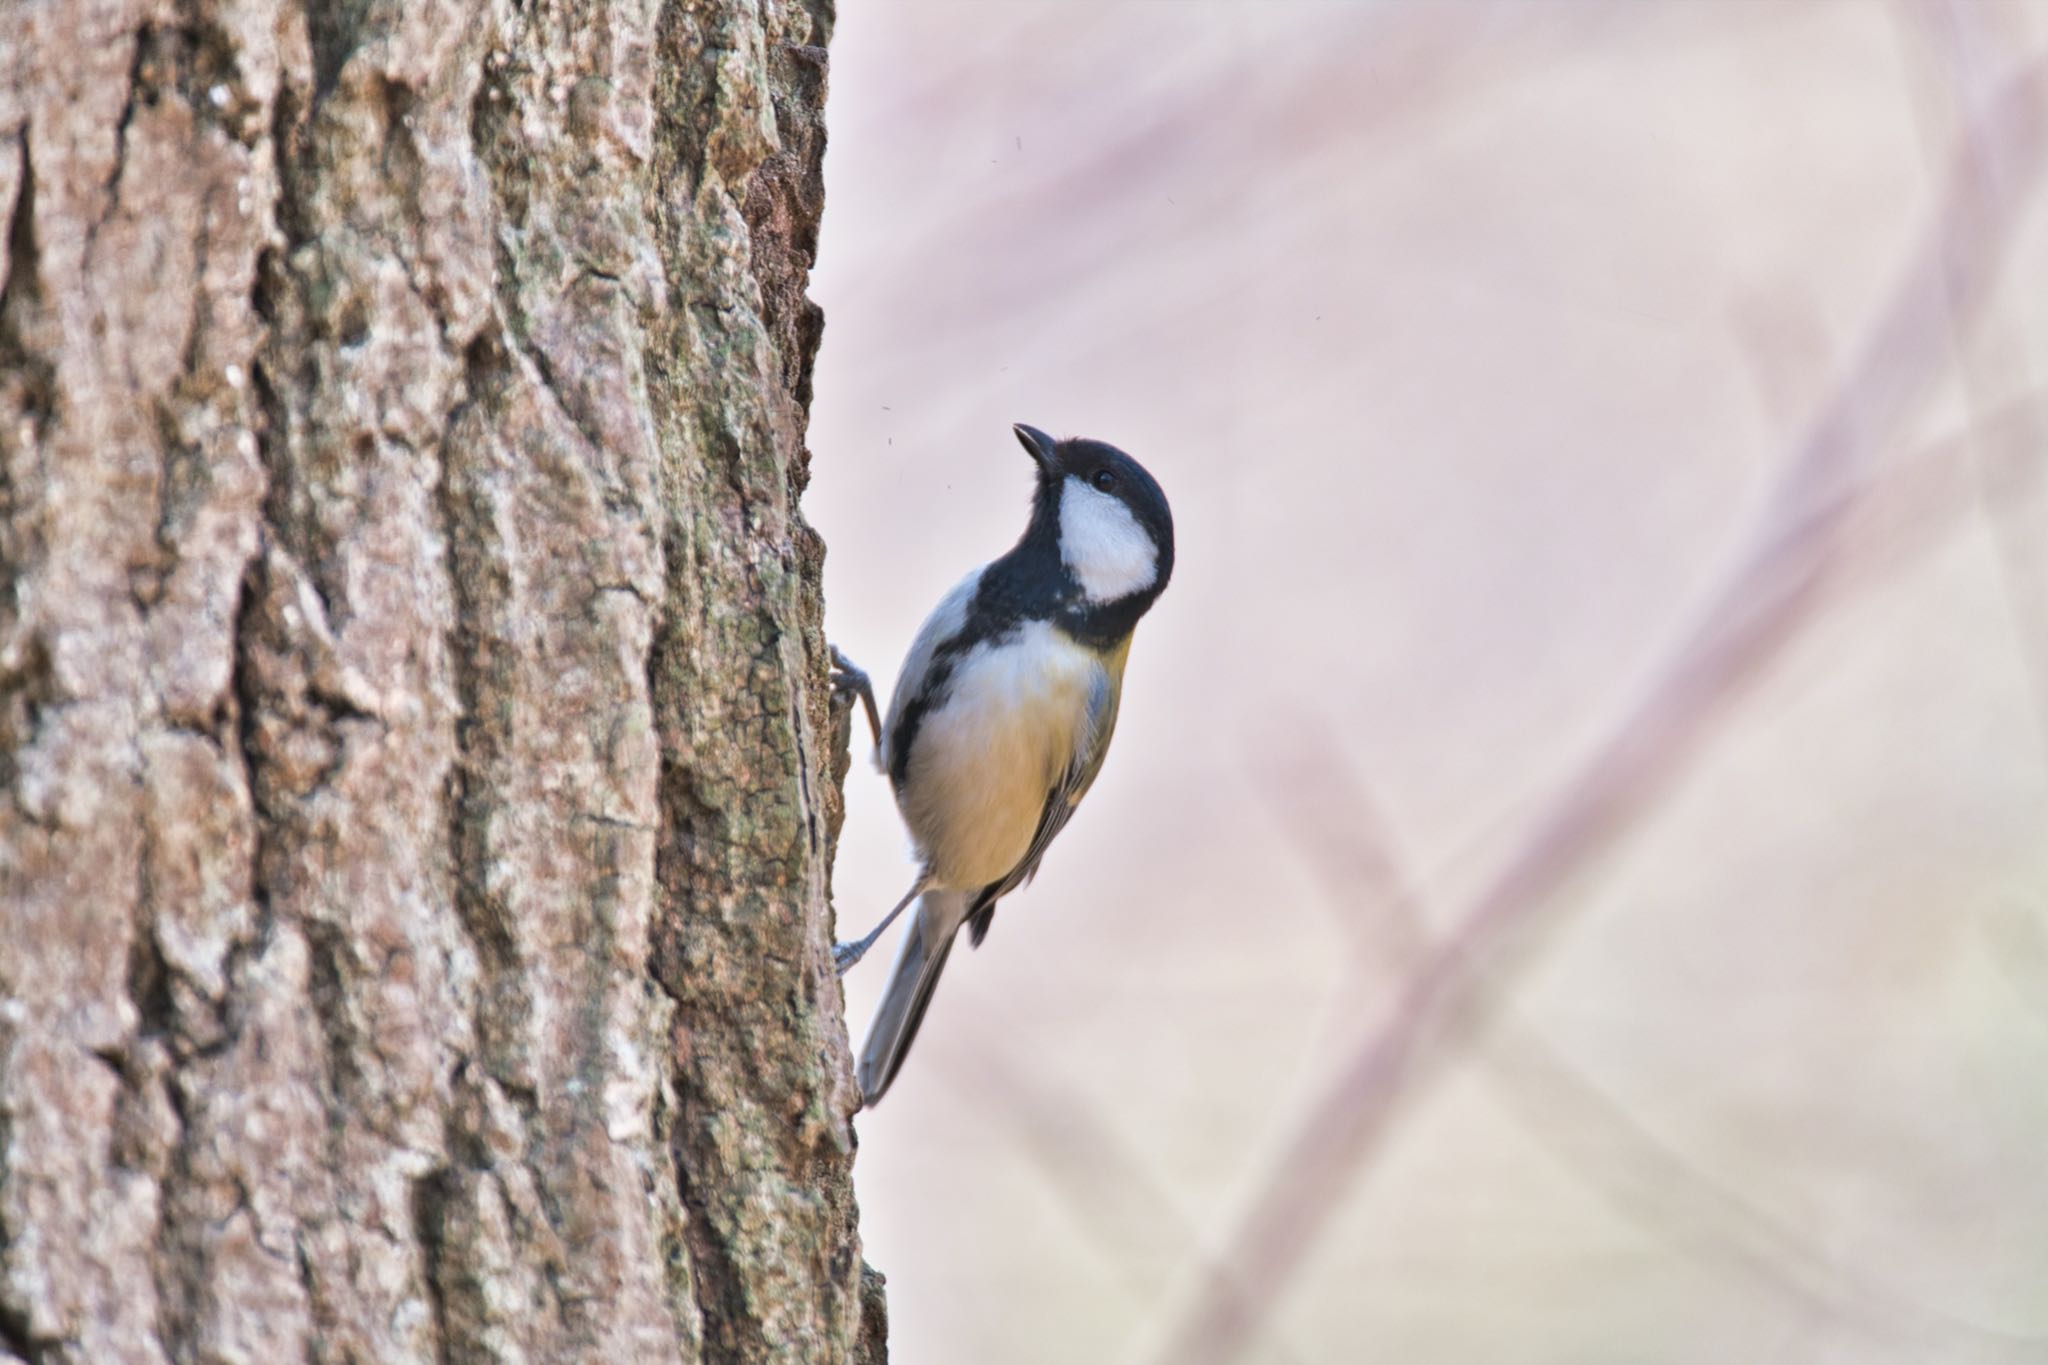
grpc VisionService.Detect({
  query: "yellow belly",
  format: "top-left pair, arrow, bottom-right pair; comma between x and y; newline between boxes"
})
897,622 -> 1102,889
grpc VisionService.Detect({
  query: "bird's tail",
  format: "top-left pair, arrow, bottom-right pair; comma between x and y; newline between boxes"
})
857,889 -> 967,1106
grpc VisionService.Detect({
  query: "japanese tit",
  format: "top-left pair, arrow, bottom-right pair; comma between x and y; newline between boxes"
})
832,423 -> 1175,1106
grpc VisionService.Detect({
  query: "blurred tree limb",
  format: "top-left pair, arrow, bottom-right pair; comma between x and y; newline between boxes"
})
1256,714 -> 2048,1361
1149,54 -> 2048,1365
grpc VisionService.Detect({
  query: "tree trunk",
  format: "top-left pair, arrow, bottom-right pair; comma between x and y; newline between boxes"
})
0,0 -> 879,1359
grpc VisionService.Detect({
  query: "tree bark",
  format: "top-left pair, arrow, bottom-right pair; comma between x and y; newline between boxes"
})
0,0 -> 873,1360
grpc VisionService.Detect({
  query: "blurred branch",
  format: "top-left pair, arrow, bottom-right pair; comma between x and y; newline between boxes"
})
1147,58 -> 2048,1365
1897,0 -> 2048,757
1254,733 -> 2048,1359
930,1035 -> 1316,1365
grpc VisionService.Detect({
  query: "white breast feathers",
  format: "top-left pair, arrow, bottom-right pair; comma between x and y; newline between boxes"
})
897,621 -> 1100,890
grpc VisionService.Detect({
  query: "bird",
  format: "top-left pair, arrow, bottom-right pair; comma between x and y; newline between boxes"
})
831,422 -> 1175,1106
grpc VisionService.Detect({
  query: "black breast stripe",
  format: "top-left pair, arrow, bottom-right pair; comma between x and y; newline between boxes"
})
887,532 -> 1072,792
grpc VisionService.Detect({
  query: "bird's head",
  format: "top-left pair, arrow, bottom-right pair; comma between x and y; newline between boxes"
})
1012,422 -> 1174,611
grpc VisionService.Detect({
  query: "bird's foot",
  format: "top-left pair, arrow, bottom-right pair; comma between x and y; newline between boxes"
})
832,937 -> 870,977
830,645 -> 883,751
834,881 -> 927,978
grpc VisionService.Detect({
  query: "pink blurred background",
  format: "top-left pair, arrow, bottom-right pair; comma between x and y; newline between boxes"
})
806,4 -> 2048,1362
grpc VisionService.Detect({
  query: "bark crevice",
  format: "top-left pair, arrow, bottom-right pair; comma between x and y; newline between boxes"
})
1,0 -> 864,1357
0,133 -> 52,437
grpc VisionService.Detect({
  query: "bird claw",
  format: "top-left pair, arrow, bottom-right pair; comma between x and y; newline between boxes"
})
832,939 -> 866,976
828,645 -> 864,696
829,645 -> 883,751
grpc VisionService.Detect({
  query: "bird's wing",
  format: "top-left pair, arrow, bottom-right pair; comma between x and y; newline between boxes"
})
881,566 -> 985,783
966,659 -> 1121,946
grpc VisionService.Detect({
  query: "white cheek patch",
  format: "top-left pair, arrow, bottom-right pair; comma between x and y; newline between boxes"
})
1059,477 -> 1157,603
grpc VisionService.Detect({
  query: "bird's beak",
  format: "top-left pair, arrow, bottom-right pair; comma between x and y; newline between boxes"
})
1013,423 -> 1058,472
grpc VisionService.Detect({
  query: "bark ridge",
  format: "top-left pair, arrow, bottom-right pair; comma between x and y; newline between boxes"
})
0,0 -> 869,1359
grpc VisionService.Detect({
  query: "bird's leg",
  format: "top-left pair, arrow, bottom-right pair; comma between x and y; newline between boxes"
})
834,877 -> 928,975
829,645 -> 884,755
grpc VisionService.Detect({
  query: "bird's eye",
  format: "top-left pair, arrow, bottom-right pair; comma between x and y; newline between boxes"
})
1091,469 -> 1117,492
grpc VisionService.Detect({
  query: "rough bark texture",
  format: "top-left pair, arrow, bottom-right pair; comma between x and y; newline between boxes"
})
0,0 -> 873,1359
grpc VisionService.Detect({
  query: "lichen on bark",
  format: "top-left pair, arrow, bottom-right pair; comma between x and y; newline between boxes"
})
0,0 -> 870,1360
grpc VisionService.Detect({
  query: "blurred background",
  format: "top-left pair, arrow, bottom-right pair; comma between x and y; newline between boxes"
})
806,4 -> 2048,1363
